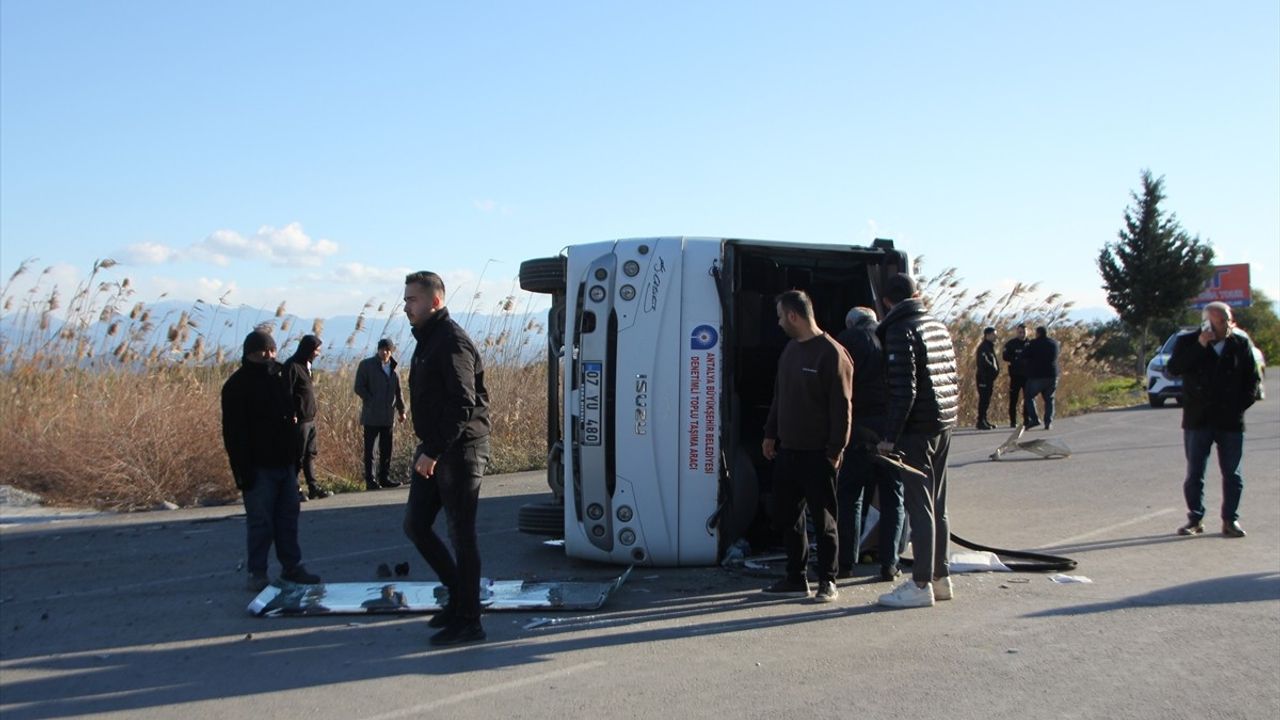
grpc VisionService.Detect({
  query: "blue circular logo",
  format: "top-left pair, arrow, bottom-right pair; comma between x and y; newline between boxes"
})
690,324 -> 718,350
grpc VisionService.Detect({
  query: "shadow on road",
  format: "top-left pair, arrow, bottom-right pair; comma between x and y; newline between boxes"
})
1024,572 -> 1280,618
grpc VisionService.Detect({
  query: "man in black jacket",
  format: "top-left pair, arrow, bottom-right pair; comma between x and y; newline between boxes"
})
402,271 -> 492,646
975,326 -> 999,430
835,306 -> 903,582
221,330 -> 321,592
1166,302 -> 1261,538
285,335 -> 332,500
1002,324 -> 1028,428
1022,326 -> 1060,430
875,274 -> 959,609
353,338 -> 407,491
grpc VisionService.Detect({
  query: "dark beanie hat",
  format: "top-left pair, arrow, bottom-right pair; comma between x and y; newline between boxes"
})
983,326 -> 997,335
298,334 -> 323,355
243,329 -> 277,357
884,273 -> 917,303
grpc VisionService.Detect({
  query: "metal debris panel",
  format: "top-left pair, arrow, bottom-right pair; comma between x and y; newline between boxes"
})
247,567 -> 632,617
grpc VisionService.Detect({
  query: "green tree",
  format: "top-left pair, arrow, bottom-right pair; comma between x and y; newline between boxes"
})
1097,170 -> 1215,375
1234,287 -> 1280,363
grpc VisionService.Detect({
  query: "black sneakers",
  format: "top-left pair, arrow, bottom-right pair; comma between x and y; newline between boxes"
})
307,485 -> 333,500
430,619 -> 486,646
1222,521 -> 1247,538
427,604 -> 457,629
280,565 -> 321,584
879,565 -> 902,582
247,572 -> 270,592
1177,521 -> 1205,536
814,580 -> 839,603
378,479 -> 402,488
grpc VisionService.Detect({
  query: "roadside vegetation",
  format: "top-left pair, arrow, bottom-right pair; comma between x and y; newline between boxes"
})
3,256 -> 1143,511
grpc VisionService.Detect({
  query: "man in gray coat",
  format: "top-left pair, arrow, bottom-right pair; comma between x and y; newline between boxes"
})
354,338 -> 407,490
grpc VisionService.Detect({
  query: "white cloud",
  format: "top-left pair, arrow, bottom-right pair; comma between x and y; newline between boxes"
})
331,262 -> 415,285
119,242 -> 180,265
115,222 -> 339,269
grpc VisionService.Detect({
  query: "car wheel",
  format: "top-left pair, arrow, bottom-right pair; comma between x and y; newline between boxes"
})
1148,395 -> 1165,408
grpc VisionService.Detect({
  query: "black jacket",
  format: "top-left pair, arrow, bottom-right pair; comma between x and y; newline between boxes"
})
835,314 -> 886,423
1023,336 -> 1060,379
876,298 -> 959,443
354,355 -> 405,427
409,308 -> 491,458
285,335 -> 322,421
976,339 -> 999,384
221,359 -> 301,487
1166,329 -> 1260,432
1002,337 -> 1028,377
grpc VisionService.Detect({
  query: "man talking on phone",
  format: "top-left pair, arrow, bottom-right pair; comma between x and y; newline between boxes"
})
1165,301 -> 1261,538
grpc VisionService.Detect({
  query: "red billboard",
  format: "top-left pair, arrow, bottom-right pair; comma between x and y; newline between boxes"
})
1190,264 -> 1251,308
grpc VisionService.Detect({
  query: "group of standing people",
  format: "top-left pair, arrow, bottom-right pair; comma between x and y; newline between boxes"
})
761,273 -> 959,609
974,323 -> 1061,430
221,271 -> 493,646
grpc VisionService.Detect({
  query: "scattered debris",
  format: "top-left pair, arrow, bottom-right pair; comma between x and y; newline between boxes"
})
989,427 -> 1071,461
1048,574 -> 1093,584
376,563 -> 392,579
394,562 -> 410,577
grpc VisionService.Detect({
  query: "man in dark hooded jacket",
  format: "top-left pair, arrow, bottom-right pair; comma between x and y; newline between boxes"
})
875,274 -> 959,609
221,329 -> 321,592
285,334 -> 332,500
834,306 -> 903,582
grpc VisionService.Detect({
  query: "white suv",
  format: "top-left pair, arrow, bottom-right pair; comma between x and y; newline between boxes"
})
1147,329 -> 1267,408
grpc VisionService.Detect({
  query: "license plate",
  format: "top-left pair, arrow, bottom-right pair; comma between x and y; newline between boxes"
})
581,362 -> 603,446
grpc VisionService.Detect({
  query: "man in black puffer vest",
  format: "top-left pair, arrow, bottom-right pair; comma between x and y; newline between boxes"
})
285,334 -> 332,500
875,274 -> 959,609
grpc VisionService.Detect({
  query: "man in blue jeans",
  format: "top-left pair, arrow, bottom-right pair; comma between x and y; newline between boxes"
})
1166,302 -> 1261,538
402,271 -> 493,646
221,329 -> 321,592
1022,326 -> 1060,430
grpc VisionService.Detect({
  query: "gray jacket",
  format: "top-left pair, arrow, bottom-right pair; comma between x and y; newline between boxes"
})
353,355 -> 405,427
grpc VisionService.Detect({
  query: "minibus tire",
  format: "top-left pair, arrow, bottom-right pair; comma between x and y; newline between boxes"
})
518,501 -> 565,537
519,257 -> 566,294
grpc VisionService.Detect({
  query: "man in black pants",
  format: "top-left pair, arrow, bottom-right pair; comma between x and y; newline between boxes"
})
221,330 -> 321,592
402,271 -> 492,646
1022,326 -> 1060,430
285,335 -> 332,500
761,290 -> 853,604
353,338 -> 407,490
975,326 -> 999,429
1002,323 -> 1028,428
876,274 -> 959,609
834,306 -> 902,582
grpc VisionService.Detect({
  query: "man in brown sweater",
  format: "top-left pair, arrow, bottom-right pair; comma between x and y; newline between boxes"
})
762,289 -> 854,603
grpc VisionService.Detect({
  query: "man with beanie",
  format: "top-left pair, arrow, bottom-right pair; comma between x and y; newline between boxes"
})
285,334 -> 332,500
1022,326 -> 1060,430
975,326 -> 1000,430
354,338 -> 407,490
402,271 -> 492,646
1002,324 -> 1029,428
761,289 -> 853,604
876,273 -> 959,609
834,306 -> 903,582
221,329 -> 321,592
1166,301 -> 1261,538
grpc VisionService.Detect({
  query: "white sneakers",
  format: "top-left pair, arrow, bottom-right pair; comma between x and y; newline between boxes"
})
934,576 -> 953,601
878,577 -> 954,608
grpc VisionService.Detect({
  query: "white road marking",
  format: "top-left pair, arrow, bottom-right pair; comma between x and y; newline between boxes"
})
1037,507 -> 1179,549
357,661 -> 606,720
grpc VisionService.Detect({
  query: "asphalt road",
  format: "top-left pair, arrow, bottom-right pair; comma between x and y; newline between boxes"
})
2,376 -> 1278,720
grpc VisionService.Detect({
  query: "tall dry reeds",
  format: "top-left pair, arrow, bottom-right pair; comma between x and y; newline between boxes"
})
915,259 -> 1120,426
0,260 -> 548,509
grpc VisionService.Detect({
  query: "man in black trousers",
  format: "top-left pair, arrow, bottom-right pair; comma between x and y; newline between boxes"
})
284,335 -> 332,500
1002,323 -> 1028,428
401,271 -> 492,646
975,326 -> 999,430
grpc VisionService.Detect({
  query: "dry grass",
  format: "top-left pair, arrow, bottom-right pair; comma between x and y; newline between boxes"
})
0,256 -> 1120,510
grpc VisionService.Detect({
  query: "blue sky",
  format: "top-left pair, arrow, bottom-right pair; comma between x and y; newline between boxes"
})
2,1 -> 1277,320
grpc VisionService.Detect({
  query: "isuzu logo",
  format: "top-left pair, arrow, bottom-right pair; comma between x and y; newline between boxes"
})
634,375 -> 648,435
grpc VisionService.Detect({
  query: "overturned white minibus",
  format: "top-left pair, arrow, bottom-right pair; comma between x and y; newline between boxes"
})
517,237 -> 909,567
